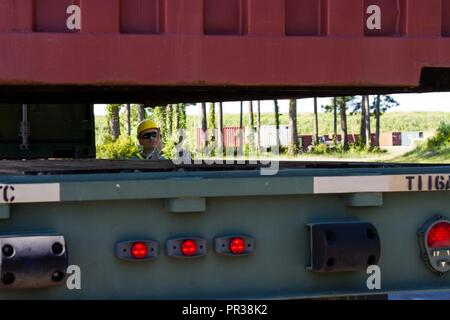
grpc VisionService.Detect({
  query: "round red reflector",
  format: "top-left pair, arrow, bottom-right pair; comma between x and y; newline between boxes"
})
181,240 -> 198,256
131,242 -> 148,259
427,222 -> 450,248
229,238 -> 246,254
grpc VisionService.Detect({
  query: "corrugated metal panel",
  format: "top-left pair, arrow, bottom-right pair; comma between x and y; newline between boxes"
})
285,0 -> 323,36
119,0 -> 163,34
223,127 -> 245,148
379,132 -> 393,146
196,126 -> 293,149
34,0 -> 79,33
204,0 -> 247,35
401,131 -> 422,146
196,129 -> 424,150
392,132 -> 402,146
196,127 -> 246,149
1,0 -> 450,96
258,125 -> 289,147
301,135 -> 313,151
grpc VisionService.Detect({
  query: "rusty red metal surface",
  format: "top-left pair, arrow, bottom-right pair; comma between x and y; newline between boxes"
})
1,0 -> 450,102
194,127 -> 396,150
379,132 -> 402,146
195,127 -> 246,148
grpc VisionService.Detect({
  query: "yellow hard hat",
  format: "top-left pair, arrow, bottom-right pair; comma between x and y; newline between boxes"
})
137,119 -> 159,137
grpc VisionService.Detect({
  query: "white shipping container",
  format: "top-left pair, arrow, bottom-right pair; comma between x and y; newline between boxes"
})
257,125 -> 290,147
401,132 -> 423,146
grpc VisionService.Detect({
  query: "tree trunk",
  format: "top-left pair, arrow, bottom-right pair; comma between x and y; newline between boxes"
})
174,104 -> 179,130
137,104 -> 145,122
375,95 -> 381,147
209,102 -> 216,143
177,103 -> 187,129
167,104 -> 174,142
239,101 -> 244,153
313,97 -> 319,145
274,100 -> 281,152
339,99 -> 349,151
154,106 -> 167,141
126,103 -> 131,136
247,101 -> 254,152
365,95 -> 371,148
257,100 -> 261,154
360,96 -> 366,145
109,105 -> 121,140
288,99 -> 299,155
217,102 -> 224,153
200,102 -> 208,151
174,103 -> 186,146
333,97 -> 337,142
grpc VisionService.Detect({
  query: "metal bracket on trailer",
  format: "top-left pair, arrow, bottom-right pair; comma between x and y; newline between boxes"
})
0,234 -> 68,289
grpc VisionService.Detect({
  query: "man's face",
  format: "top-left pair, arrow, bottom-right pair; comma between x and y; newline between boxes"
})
138,128 -> 162,152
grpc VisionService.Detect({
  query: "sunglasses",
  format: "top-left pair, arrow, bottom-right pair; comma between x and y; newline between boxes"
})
140,131 -> 158,140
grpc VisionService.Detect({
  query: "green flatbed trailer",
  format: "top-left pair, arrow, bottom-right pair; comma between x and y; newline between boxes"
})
2,0 -> 450,300
0,160 -> 449,299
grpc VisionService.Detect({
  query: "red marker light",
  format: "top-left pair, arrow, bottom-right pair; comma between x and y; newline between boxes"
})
131,242 -> 148,259
229,237 -> 246,254
427,222 -> 450,248
181,240 -> 198,256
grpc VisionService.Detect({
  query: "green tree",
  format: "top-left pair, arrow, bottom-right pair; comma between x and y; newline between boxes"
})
256,100 -> 261,153
125,103 -> 131,136
333,98 -> 337,140
288,99 -> 299,155
97,135 -> 139,159
199,103 -> 208,151
348,95 -> 398,148
208,102 -> 216,129
336,97 -> 353,151
371,95 -> 399,147
153,106 -> 167,141
217,102 -> 224,154
348,95 -> 370,147
247,101 -> 255,154
137,104 -> 146,122
364,95 -> 371,148
106,104 -> 122,140
176,103 -> 187,129
167,104 -> 174,139
209,102 -> 216,145
323,98 -> 338,141
313,98 -> 319,145
239,101 -> 243,153
274,99 -> 281,151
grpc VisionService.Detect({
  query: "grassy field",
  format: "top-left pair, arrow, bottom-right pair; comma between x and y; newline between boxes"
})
214,112 -> 450,135
96,111 -> 450,163
96,111 -> 450,137
392,146 -> 450,163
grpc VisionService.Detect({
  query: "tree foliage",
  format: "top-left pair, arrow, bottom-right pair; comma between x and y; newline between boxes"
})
176,103 -> 187,129
96,135 -> 139,159
208,102 -> 216,129
427,122 -> 450,149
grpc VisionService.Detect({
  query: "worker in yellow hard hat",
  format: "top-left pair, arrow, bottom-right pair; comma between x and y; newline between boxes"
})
133,119 -> 164,160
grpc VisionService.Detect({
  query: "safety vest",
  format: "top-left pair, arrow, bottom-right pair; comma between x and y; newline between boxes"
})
136,153 -> 145,160
133,152 -> 164,160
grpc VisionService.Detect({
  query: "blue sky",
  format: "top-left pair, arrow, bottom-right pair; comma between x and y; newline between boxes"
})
94,92 -> 450,115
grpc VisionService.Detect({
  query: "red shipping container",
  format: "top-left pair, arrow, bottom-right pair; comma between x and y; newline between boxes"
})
0,0 -> 449,102
392,132 -> 402,146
